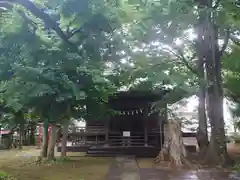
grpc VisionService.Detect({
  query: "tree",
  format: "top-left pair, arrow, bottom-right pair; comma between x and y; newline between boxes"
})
119,0 -> 240,166
0,0 -> 124,160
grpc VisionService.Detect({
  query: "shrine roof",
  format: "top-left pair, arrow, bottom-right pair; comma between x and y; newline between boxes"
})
109,89 -> 170,111
109,89 -> 170,101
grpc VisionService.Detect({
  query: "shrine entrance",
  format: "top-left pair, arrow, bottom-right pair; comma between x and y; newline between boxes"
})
109,111 -> 146,147
107,90 -> 168,148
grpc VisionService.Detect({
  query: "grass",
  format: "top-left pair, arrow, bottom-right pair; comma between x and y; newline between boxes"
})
0,148 -> 113,180
137,158 -> 155,169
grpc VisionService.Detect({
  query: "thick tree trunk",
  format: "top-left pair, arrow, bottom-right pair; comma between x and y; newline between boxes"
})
61,121 -> 69,157
40,120 -> 49,158
155,119 -> 187,167
203,9 -> 232,166
205,84 -> 232,165
195,0 -> 232,166
47,124 -> 57,160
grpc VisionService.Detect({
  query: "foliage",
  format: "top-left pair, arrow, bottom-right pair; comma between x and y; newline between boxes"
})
0,171 -> 17,180
0,0 -> 123,124
224,45 -> 240,102
0,0 -> 239,151
0,0 -> 197,129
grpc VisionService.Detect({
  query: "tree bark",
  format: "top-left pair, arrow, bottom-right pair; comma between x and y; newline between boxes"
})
47,123 -> 57,160
195,0 -> 232,166
196,79 -> 209,153
61,120 -> 69,157
40,120 -> 49,158
29,122 -> 36,145
195,0 -> 209,153
155,119 -> 187,167
196,58 -> 208,152
18,123 -> 24,150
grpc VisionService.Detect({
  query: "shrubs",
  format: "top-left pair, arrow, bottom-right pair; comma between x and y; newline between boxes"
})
0,171 -> 17,180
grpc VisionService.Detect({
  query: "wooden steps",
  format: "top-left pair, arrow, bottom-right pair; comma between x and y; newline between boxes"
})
86,146 -> 161,157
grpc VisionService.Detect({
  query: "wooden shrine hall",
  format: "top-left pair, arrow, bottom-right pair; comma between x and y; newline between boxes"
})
57,89 -> 171,157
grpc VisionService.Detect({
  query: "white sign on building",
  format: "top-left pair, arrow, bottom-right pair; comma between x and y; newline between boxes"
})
123,131 -> 130,137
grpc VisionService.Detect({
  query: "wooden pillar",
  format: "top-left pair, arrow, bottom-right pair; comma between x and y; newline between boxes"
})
144,106 -> 148,146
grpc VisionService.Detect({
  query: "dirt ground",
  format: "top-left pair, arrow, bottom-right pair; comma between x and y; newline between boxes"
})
1,144 -> 240,180
227,143 -> 240,162
0,147 -> 113,180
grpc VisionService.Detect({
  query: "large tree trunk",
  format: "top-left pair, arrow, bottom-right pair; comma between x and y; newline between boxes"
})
40,120 -> 49,158
61,120 -> 69,157
202,5 -> 231,166
205,52 -> 232,165
195,0 -> 232,166
155,119 -> 187,167
47,123 -> 57,160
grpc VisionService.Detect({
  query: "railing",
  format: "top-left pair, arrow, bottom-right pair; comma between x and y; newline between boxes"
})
108,131 -> 163,147
108,132 -> 144,146
69,126 -> 107,133
67,129 -> 163,146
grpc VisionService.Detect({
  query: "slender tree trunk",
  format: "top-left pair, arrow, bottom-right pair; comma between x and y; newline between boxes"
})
61,120 -> 69,157
196,62 -> 209,152
29,122 -> 36,145
40,120 -> 49,158
18,123 -> 24,150
195,3 -> 209,153
47,123 -> 57,160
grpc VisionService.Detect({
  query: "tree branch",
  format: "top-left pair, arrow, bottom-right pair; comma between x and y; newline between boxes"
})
219,28 -> 230,57
2,0 -> 82,57
230,35 -> 240,46
162,47 -> 198,76
67,28 -> 84,39
213,0 -> 220,8
176,48 -> 199,76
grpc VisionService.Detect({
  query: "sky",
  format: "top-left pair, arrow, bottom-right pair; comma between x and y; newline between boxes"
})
177,96 -> 235,134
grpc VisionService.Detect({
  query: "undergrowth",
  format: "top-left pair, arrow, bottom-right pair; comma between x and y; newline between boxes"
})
0,171 -> 17,180
232,164 -> 240,172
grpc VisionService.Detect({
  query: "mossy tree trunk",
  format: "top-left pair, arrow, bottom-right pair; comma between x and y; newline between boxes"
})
40,119 -> 49,158
47,123 -> 57,160
155,119 -> 187,167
